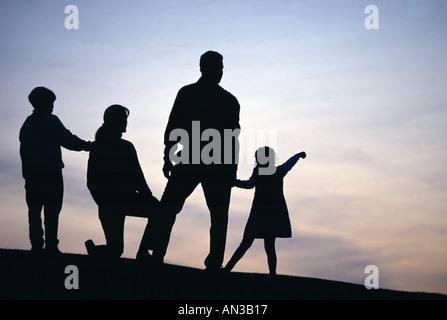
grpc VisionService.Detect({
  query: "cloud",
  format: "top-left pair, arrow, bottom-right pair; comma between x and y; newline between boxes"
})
279,230 -> 374,284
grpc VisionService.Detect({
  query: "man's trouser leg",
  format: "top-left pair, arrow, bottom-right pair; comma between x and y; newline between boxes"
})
153,166 -> 199,260
202,181 -> 232,270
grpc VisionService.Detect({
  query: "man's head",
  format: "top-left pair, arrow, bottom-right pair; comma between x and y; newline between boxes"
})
28,87 -> 56,114
200,51 -> 224,84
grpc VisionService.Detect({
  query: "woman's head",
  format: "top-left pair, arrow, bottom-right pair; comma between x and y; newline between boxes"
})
103,104 -> 129,132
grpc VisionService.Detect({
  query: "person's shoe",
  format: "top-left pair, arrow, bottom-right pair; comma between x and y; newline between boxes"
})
45,245 -> 62,258
205,265 -> 224,274
30,245 -> 44,259
85,239 -> 95,256
267,274 -> 278,286
137,250 -> 164,265
136,250 -> 152,262
222,265 -> 231,274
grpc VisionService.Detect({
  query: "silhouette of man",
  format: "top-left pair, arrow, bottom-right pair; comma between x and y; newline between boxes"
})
140,51 -> 240,270
86,105 -> 159,259
19,87 -> 91,256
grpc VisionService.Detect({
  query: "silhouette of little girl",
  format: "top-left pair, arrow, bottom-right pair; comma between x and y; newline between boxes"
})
224,147 -> 306,283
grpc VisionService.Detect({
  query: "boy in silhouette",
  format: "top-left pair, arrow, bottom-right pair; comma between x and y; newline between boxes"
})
139,51 -> 240,270
19,87 -> 92,256
86,105 -> 159,259
224,147 -> 306,283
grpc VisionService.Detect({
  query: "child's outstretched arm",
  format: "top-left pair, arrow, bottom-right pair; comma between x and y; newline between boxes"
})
234,169 -> 256,189
54,116 -> 92,151
278,151 -> 306,177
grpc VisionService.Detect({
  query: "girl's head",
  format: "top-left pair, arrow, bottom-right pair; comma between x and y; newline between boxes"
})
255,146 -> 276,167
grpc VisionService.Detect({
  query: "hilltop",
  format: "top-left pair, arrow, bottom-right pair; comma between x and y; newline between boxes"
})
0,248 -> 445,301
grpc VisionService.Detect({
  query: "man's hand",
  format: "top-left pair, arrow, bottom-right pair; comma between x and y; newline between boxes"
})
298,151 -> 306,159
163,162 -> 174,179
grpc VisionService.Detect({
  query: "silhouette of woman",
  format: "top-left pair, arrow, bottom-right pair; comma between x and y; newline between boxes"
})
224,147 -> 306,283
85,105 -> 159,259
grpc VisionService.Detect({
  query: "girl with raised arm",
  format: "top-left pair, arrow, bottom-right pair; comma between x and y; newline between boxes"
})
224,147 -> 306,283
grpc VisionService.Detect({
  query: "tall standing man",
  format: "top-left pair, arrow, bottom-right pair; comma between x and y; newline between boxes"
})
139,51 -> 240,270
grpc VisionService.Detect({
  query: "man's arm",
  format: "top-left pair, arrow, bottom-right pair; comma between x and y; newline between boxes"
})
163,87 -> 188,178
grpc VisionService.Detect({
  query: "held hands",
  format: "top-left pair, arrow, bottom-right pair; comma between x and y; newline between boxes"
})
163,152 -> 306,179
84,141 -> 93,152
163,161 -> 174,179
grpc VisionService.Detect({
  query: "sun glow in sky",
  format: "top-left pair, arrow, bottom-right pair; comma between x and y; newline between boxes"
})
1,0 -> 447,295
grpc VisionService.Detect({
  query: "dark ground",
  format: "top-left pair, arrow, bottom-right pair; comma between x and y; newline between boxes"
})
0,248 -> 445,301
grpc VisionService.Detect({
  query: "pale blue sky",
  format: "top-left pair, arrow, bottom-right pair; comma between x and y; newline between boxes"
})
1,0 -> 447,295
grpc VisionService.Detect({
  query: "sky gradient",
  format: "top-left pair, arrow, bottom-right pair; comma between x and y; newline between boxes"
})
1,0 -> 447,295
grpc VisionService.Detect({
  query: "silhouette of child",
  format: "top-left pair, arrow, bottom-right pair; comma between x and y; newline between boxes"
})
224,147 -> 306,283
19,87 -> 92,256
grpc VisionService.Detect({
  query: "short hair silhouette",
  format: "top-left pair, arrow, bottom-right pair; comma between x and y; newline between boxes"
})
199,51 -> 223,73
103,104 -> 129,131
28,87 -> 56,111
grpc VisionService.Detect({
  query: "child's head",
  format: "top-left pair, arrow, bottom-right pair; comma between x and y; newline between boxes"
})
103,104 -> 130,133
28,87 -> 56,114
255,146 -> 277,175
255,146 -> 276,166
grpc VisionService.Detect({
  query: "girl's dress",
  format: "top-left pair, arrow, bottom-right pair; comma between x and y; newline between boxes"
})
235,154 -> 300,239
